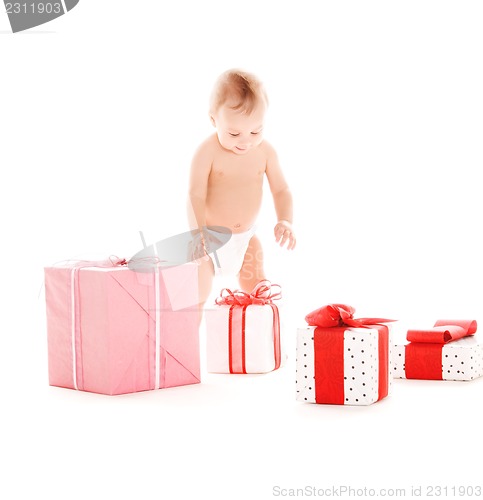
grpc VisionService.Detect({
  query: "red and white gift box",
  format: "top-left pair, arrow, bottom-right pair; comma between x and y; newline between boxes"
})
205,281 -> 282,374
392,319 -> 483,381
44,258 -> 200,395
296,304 -> 393,406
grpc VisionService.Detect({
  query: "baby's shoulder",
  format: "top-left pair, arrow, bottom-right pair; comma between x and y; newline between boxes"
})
259,139 -> 278,160
198,134 -> 219,152
192,134 -> 218,162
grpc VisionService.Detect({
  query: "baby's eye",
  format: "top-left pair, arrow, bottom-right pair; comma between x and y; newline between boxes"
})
229,133 -> 240,137
251,130 -> 262,135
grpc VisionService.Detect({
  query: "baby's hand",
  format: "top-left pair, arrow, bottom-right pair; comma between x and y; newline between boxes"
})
190,228 -> 210,263
274,220 -> 296,250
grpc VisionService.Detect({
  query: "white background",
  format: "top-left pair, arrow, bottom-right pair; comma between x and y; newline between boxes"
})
1,1 -> 483,499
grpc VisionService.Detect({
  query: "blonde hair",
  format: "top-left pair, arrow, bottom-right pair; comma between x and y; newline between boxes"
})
209,69 -> 268,115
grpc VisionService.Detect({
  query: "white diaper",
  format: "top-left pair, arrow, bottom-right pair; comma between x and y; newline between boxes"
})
209,226 -> 256,277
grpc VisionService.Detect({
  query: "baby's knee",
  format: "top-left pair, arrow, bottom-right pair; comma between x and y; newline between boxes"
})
246,236 -> 264,263
197,257 -> 214,303
240,247 -> 264,281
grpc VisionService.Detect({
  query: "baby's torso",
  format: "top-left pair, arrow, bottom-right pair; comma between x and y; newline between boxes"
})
206,137 -> 267,233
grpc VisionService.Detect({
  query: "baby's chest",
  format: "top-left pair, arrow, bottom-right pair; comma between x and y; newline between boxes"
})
211,156 -> 266,181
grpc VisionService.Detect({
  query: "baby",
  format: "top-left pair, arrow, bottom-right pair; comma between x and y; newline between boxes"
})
188,69 -> 296,304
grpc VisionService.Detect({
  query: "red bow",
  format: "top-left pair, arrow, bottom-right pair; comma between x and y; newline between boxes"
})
215,280 -> 282,306
404,319 -> 477,380
305,303 -> 394,329
304,304 -> 393,405
407,319 -> 477,344
110,256 -> 128,266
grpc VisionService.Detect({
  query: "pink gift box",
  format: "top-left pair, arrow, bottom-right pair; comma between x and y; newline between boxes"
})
44,261 -> 200,395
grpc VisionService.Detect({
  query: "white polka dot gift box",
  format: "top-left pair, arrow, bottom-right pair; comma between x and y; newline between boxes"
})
296,304 -> 394,406
392,319 -> 483,381
205,280 -> 282,374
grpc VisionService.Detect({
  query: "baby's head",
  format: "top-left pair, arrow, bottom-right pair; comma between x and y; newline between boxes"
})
209,69 -> 268,155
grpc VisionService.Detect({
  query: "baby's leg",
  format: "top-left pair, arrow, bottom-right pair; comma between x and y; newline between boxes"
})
238,235 -> 266,293
196,256 -> 214,322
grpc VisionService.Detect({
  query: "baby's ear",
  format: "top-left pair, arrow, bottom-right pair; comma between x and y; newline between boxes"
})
209,115 -> 216,127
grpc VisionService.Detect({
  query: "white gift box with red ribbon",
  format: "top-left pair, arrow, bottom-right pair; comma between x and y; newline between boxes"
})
205,281 -> 282,374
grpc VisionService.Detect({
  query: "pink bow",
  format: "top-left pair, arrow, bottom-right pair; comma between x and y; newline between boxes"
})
215,280 -> 282,306
110,256 -> 128,266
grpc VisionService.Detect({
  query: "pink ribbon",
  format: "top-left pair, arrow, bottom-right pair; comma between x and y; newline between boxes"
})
52,255 -> 128,269
62,257 -> 127,390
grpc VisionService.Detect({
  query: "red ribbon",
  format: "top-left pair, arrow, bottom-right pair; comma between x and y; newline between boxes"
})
305,304 -> 394,404
406,319 -> 477,344
405,319 -> 477,379
305,303 -> 393,330
216,281 -> 282,374
216,279 -> 282,306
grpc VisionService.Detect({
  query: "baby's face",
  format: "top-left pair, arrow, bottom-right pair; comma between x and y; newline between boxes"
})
211,101 -> 266,155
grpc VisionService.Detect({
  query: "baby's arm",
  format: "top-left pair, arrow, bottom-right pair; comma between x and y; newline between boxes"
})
187,140 -> 213,254
265,142 -> 296,250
